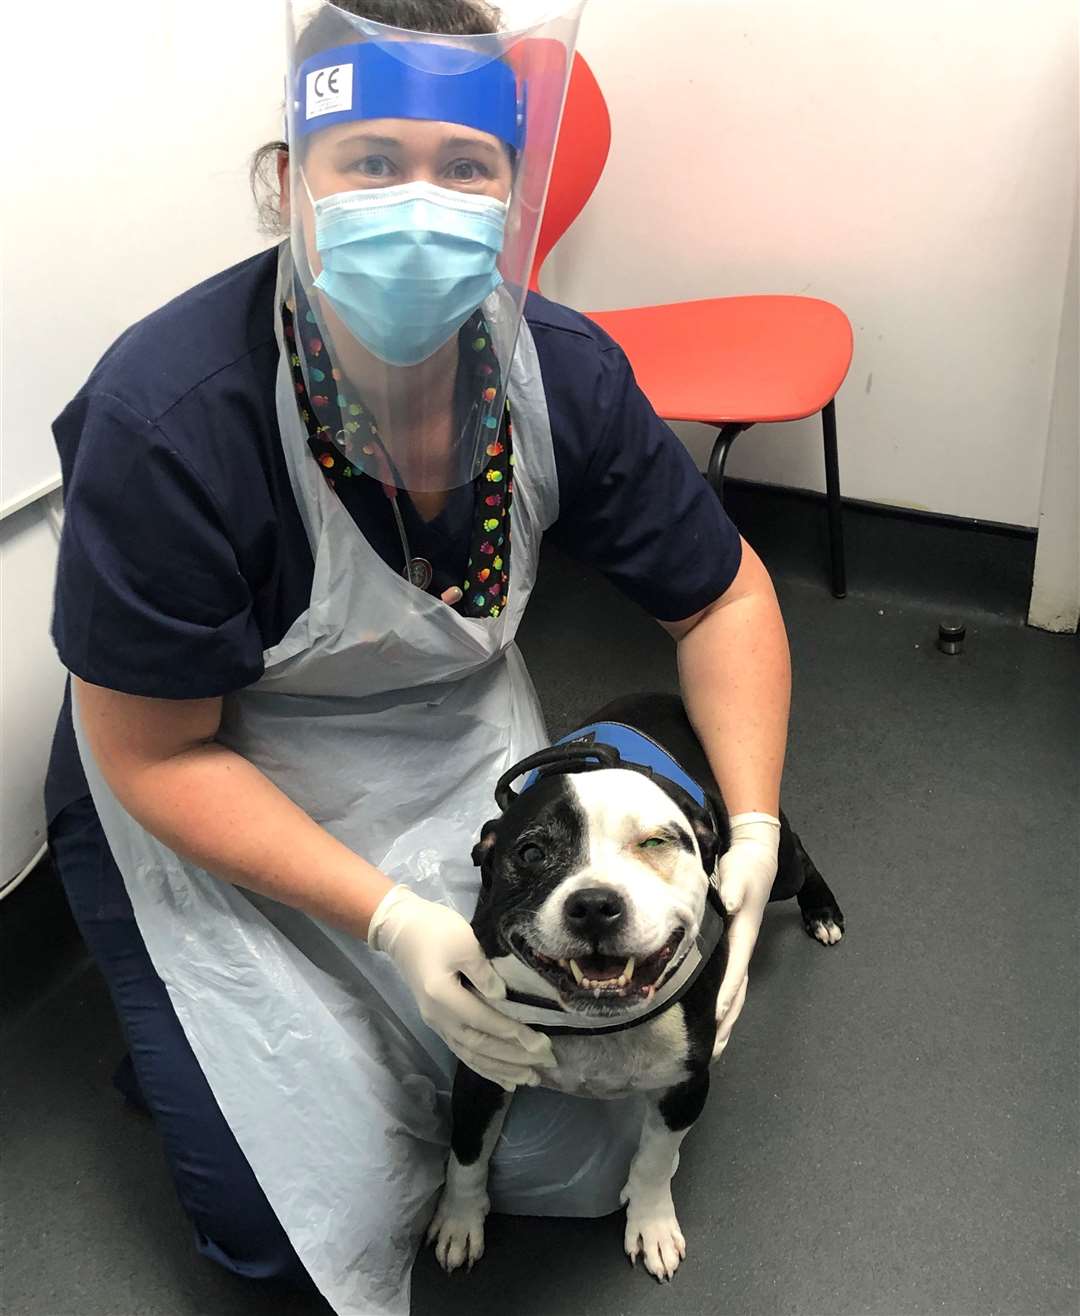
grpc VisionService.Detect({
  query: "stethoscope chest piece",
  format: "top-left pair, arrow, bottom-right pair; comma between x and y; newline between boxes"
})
408,558 -> 433,591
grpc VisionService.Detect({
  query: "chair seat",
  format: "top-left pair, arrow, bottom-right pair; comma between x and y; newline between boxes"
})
587,295 -> 854,426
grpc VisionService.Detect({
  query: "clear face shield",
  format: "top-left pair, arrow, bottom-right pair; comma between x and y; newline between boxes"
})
283,1 -> 585,493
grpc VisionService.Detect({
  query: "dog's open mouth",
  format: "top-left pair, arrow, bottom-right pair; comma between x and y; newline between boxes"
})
510,928 -> 687,1005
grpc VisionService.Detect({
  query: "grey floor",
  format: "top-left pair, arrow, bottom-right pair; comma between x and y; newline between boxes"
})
4,539 -> 1078,1316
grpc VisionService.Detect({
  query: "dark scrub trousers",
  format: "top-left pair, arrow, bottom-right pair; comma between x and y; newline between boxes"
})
45,246 -> 744,1286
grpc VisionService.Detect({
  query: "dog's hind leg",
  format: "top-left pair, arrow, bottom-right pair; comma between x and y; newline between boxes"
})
791,829 -> 845,945
428,1066 -> 511,1273
621,1069 -> 709,1283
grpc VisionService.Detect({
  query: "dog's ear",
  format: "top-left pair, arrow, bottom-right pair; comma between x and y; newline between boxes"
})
700,795 -> 734,879
471,818 -> 501,887
689,803 -> 720,877
676,793 -> 728,877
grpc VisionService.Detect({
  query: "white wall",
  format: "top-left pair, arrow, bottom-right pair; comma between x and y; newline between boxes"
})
2,0 -> 282,514
542,0 -> 1079,527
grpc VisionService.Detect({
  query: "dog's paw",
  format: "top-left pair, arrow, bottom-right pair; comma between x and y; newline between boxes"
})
427,1192 -> 488,1274
801,905 -> 844,945
624,1203 -> 686,1282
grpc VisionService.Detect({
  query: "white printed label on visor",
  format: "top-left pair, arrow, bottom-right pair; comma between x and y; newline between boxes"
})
305,63 -> 353,121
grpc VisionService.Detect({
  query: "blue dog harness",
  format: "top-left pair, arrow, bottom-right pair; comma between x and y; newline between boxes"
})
521,722 -> 708,806
493,722 -> 726,1036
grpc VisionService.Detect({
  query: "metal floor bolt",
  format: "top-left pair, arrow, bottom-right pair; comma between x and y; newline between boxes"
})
937,621 -> 966,655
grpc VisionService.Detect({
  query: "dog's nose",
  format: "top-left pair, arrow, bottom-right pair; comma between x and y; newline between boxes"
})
564,887 -> 626,939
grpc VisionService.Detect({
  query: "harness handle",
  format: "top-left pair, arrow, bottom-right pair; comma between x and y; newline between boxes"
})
495,741 -> 622,811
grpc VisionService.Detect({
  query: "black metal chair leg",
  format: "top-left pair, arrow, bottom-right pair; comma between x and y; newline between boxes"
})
707,424 -> 748,506
821,398 -> 846,598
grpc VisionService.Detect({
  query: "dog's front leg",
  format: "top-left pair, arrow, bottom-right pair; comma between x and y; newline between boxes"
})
621,1069 -> 709,1282
428,1065 -> 512,1273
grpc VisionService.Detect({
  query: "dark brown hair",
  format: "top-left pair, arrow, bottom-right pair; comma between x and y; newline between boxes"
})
250,0 -> 502,232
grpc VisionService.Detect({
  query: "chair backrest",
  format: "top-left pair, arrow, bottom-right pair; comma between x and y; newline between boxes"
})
527,52 -> 611,295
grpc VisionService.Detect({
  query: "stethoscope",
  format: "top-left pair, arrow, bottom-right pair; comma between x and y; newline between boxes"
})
324,416 -> 425,586
337,402 -> 479,603
385,491 -> 433,591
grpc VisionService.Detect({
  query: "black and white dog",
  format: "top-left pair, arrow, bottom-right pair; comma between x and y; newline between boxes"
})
428,694 -> 844,1281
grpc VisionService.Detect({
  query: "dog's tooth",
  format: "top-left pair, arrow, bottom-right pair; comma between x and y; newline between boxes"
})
616,975 -> 627,987
569,959 -> 584,985
593,986 -> 602,998
624,956 -> 635,980
558,959 -> 569,968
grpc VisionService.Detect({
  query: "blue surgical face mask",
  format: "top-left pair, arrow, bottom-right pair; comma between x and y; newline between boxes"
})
307,179 -> 508,367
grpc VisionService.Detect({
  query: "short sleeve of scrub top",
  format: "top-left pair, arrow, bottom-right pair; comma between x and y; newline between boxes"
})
53,391 -> 265,698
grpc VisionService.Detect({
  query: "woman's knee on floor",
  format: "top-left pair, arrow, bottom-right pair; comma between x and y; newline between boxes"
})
143,1048 -> 310,1287
187,1174 -> 310,1289
48,802 -> 311,1289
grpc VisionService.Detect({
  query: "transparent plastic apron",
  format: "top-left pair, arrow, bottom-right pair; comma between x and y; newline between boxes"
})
74,249 -> 643,1316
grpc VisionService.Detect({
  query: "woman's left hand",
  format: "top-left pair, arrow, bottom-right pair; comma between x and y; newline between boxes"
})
711,813 -> 780,1062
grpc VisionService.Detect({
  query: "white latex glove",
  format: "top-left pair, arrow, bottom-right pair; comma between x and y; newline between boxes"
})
367,885 -> 556,1091
711,813 -> 780,1062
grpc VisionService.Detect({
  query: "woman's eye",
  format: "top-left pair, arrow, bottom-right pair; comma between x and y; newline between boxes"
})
518,843 -> 545,865
445,158 -> 489,183
639,837 -> 667,850
350,155 -> 396,179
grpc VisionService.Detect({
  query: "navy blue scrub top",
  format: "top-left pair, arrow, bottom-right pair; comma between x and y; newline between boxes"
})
46,247 -> 742,822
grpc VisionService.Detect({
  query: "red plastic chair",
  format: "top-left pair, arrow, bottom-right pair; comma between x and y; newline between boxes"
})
531,55 -> 854,597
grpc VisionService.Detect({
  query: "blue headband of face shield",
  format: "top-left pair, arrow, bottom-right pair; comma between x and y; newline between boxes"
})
292,40 -> 525,149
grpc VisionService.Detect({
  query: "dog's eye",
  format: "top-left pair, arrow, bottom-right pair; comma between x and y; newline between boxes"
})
517,843 -> 545,865
639,836 -> 668,850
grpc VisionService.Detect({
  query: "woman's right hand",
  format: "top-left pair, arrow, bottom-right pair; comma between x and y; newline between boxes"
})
367,885 -> 557,1091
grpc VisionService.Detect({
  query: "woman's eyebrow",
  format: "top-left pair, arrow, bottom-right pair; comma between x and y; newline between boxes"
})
331,132 -> 402,150
441,135 -> 501,158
